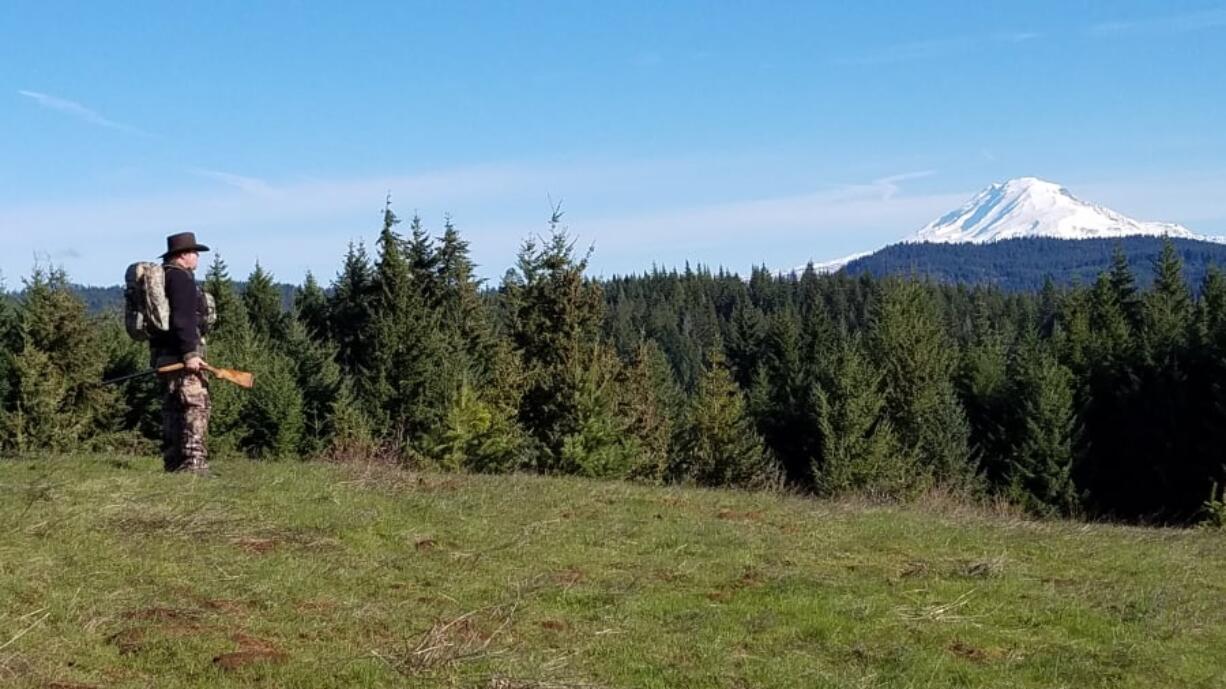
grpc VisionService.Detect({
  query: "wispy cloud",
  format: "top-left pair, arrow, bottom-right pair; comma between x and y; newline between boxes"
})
835,32 -> 1040,65
189,168 -> 275,195
17,90 -> 151,136
869,170 -> 937,200
1090,7 -> 1226,36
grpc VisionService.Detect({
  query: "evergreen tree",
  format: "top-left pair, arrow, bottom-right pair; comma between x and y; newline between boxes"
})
958,299 -> 1013,485
724,301 -> 766,389
365,200 -> 454,447
328,242 -> 375,376
240,347 -> 305,459
671,351 -> 778,489
243,262 -> 288,343
869,279 -> 974,487
502,221 -> 609,469
754,307 -> 818,486
1141,239 -> 1193,360
614,340 -> 682,480
1134,242 -> 1200,517
1037,276 -> 1061,337
426,376 -> 527,473
406,213 -> 442,306
1006,337 -> 1081,516
1087,271 -> 1135,363
1108,245 -> 1143,332
1,268 -> 115,451
436,216 -> 497,383
281,317 -> 347,455
1197,267 -> 1226,345
560,346 -> 642,478
204,254 -> 251,339
294,271 -> 330,343
814,334 -> 913,498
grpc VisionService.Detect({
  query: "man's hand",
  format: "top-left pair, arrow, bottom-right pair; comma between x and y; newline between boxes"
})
184,355 -> 204,373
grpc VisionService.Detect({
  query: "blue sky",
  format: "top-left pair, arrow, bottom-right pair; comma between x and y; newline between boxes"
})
2,1 -> 1225,286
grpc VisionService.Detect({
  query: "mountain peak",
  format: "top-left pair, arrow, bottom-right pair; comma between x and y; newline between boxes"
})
907,177 -> 1195,244
802,177 -> 1214,275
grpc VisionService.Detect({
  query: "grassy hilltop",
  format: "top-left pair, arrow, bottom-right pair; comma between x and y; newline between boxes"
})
1,456 -> 1224,689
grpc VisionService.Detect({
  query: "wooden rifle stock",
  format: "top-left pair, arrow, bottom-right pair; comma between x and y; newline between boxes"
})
102,362 -> 255,388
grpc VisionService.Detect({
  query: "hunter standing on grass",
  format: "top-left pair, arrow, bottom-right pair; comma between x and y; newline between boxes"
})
151,232 -> 212,475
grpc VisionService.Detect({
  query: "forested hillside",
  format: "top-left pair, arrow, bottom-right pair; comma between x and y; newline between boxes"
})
3,205 -> 1225,524
841,236 -> 1226,291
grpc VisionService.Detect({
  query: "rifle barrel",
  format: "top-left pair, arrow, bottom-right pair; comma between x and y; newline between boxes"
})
101,368 -> 156,386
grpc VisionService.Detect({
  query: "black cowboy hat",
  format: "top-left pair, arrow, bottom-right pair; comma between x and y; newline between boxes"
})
162,232 -> 210,259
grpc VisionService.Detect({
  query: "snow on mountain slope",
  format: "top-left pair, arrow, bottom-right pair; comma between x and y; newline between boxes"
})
906,177 -> 1198,244
794,177 -> 1220,276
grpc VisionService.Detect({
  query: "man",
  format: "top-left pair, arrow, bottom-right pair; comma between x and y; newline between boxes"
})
150,232 -> 212,474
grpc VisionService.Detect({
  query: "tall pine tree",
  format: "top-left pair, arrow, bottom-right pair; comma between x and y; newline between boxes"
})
1006,336 -> 1081,517
814,334 -> 913,498
671,351 -> 778,489
869,279 -> 974,488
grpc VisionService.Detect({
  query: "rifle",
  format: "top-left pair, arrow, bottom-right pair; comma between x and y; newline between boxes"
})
102,362 -> 255,388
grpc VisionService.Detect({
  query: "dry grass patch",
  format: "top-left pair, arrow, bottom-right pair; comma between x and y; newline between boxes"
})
386,603 -> 519,675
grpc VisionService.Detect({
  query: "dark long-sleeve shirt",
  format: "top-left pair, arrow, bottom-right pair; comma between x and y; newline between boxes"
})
150,264 -> 202,363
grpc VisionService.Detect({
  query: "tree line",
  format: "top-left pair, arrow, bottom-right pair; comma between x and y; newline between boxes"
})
2,203 -> 1223,524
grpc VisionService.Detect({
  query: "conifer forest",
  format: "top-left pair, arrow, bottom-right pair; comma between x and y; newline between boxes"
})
3,205 -> 1225,525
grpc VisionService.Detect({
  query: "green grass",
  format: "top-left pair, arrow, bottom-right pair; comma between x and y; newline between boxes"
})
1,455 -> 1224,688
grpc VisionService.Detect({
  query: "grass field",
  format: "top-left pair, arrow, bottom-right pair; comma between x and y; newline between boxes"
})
1,455 -> 1224,688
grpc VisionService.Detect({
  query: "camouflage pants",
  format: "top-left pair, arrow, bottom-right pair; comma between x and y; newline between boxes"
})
162,371 -> 211,473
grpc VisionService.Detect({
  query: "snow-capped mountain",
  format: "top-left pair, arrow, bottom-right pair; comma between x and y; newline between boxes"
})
906,177 -> 1197,244
803,177 -> 1213,274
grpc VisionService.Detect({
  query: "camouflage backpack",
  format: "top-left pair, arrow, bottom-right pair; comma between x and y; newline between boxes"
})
124,262 -> 217,341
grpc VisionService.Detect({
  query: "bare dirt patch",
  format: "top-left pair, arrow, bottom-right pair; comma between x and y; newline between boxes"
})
947,640 -> 1007,663
213,633 -> 288,671
43,681 -> 100,689
229,528 -> 339,554
213,649 -> 288,670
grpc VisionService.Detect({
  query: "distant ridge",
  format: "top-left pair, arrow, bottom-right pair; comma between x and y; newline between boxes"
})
840,236 -> 1226,292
